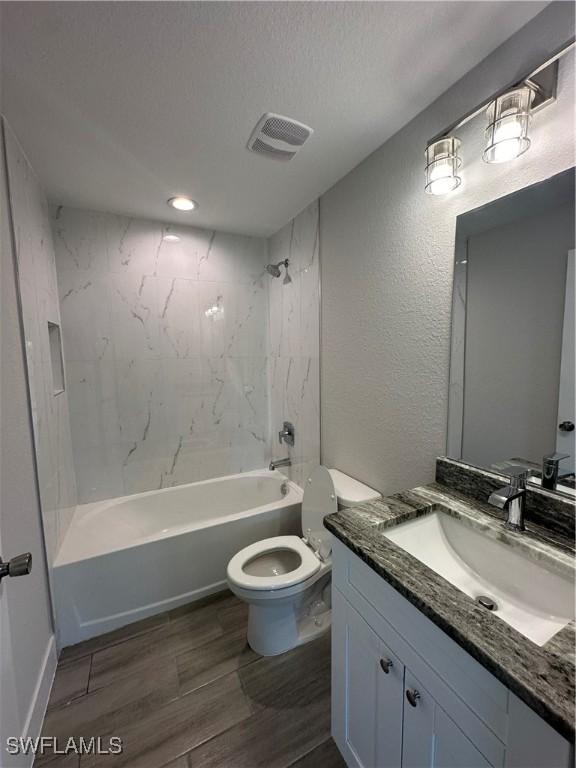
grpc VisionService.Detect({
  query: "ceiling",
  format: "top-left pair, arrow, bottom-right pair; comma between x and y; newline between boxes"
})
1,1 -> 547,236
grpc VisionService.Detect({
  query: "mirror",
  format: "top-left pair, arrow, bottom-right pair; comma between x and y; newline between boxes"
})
447,168 -> 575,497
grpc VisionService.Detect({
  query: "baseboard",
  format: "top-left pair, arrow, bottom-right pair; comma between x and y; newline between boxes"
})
22,634 -> 57,767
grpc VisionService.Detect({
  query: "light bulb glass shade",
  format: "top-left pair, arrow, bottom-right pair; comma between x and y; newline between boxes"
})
167,196 -> 198,211
483,87 -> 533,164
424,137 -> 462,195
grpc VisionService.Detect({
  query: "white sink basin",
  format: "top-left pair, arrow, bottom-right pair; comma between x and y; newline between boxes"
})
383,511 -> 574,646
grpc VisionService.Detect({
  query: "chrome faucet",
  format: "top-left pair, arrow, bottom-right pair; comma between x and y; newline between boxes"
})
541,452 -> 569,490
269,457 -> 291,471
488,466 -> 529,532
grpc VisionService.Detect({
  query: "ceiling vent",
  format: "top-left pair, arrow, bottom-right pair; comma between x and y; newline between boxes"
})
247,113 -> 313,161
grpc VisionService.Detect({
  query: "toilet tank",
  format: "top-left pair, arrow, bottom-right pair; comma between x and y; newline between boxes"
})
328,469 -> 381,509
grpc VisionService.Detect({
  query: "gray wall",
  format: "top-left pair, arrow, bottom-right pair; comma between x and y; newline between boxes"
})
320,3 -> 575,495
463,202 -> 574,468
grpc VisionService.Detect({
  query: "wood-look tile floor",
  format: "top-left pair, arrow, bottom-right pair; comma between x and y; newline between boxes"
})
40,592 -> 345,768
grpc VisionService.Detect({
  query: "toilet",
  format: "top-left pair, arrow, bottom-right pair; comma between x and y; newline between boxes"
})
227,466 -> 380,656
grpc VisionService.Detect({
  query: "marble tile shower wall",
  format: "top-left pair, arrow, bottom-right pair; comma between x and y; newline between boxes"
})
52,206 -> 270,503
3,123 -> 77,562
268,201 -> 320,488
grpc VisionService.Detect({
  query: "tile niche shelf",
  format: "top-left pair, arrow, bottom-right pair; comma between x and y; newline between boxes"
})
47,321 -> 65,395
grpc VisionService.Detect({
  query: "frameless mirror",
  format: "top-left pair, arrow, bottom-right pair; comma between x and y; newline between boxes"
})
447,168 -> 575,498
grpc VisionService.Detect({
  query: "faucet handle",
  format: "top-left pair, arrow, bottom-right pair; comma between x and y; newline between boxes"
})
506,465 -> 530,477
543,452 -> 570,464
542,452 -> 570,489
278,421 -> 295,446
504,465 -> 530,488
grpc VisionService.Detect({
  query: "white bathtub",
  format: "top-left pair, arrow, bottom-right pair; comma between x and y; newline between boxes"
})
53,470 -> 302,647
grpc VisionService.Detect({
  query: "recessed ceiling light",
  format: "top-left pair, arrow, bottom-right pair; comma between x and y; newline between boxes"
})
163,234 -> 181,242
167,196 -> 198,211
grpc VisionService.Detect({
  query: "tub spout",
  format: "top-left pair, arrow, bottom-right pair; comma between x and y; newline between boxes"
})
269,457 -> 291,471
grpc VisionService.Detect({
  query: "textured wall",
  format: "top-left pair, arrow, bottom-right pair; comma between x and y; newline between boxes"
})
320,4 -> 575,496
3,122 -> 77,562
52,206 -> 269,502
268,201 -> 320,488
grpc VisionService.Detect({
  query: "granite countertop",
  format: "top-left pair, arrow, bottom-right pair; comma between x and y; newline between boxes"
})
324,481 -> 575,742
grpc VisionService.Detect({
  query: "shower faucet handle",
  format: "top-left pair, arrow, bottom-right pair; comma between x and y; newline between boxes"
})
278,421 -> 295,446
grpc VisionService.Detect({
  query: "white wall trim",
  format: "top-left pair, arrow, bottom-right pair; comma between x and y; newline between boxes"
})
21,634 -> 56,766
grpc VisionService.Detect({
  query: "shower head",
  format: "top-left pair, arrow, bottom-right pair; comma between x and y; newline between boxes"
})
266,263 -> 282,278
265,259 -> 290,280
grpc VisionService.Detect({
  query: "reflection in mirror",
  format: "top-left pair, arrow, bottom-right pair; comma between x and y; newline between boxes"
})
448,168 -> 575,498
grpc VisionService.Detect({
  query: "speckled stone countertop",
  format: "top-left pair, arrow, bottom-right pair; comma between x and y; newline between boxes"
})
324,481 -> 575,741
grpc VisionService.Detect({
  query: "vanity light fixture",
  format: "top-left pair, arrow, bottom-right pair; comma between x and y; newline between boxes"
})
424,41 -> 572,195
162,233 -> 181,242
483,87 -> 534,164
167,196 -> 198,212
425,137 -> 462,196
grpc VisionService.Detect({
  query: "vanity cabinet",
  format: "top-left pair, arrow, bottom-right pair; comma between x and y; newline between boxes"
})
335,592 -> 404,768
333,590 -> 492,768
332,539 -> 573,768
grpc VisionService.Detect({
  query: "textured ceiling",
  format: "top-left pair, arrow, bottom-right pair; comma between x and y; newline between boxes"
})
1,1 -> 547,236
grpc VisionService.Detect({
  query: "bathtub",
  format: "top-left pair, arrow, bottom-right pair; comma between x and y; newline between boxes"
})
53,470 -> 302,647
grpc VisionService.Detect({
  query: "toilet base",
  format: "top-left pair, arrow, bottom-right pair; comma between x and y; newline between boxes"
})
247,606 -> 331,656
243,574 -> 332,656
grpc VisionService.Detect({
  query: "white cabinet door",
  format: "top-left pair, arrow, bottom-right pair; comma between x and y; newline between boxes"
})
401,670 -> 434,768
332,588 -> 404,768
402,670 -> 493,768
433,707 -> 494,768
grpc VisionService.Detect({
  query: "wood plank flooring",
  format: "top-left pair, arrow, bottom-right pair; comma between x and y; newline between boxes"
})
40,592 -> 345,768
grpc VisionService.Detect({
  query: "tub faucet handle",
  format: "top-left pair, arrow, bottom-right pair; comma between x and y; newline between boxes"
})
278,421 -> 295,446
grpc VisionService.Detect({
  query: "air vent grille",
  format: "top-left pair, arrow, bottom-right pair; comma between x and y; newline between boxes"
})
252,139 -> 297,160
248,113 -> 313,161
261,118 -> 310,146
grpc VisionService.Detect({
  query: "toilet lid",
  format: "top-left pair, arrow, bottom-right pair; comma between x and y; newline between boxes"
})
301,465 -> 337,544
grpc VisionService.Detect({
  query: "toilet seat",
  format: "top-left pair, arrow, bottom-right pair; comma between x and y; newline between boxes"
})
227,535 -> 320,591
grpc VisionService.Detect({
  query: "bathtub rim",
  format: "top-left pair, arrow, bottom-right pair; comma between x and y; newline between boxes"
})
54,468 -> 303,567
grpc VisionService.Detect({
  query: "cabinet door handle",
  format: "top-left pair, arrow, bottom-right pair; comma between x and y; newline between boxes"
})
406,688 -> 421,707
379,658 -> 393,674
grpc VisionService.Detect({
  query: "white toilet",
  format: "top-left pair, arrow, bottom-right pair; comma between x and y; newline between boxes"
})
227,466 -> 380,656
